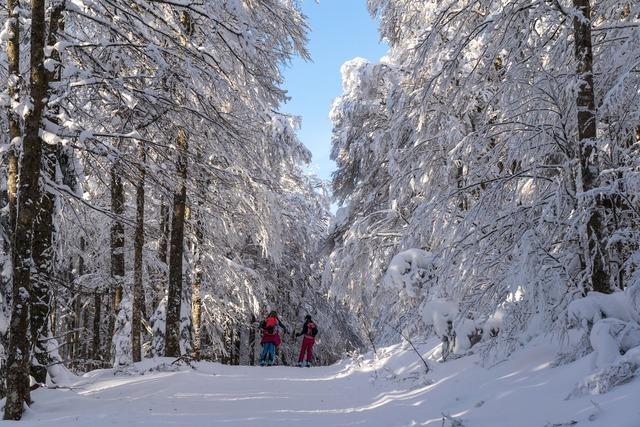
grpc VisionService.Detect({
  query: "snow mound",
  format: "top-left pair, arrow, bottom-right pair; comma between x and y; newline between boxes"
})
421,299 -> 458,337
568,290 -> 639,328
421,299 -> 502,355
590,318 -> 640,369
566,284 -> 640,395
569,346 -> 640,397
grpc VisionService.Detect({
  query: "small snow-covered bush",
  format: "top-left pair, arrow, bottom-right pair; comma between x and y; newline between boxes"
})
453,318 -> 483,355
421,299 -> 458,338
482,311 -> 503,338
383,249 -> 436,299
421,299 -> 501,356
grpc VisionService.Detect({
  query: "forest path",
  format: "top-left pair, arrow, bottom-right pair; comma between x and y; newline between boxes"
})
19,359 -> 406,427
15,340 -> 640,427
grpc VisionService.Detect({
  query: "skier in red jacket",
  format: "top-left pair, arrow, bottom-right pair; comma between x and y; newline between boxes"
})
259,311 -> 287,366
296,315 -> 318,367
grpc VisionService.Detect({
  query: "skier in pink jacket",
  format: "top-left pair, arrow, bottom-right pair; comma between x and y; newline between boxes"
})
296,315 -> 318,367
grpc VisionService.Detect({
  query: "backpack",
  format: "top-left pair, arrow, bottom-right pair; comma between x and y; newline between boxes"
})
305,321 -> 317,338
265,316 -> 278,335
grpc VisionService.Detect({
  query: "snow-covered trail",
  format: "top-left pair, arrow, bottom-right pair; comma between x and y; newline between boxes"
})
21,362 -> 393,427
13,339 -> 640,427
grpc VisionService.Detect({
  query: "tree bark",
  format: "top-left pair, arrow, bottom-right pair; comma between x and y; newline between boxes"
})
4,0 -> 48,419
62,266 -> 75,361
234,328 -> 241,365
191,182 -> 204,359
222,326 -> 231,364
455,159 -> 466,212
110,162 -> 125,313
158,201 -> 169,264
73,237 -> 86,364
5,0 -> 20,231
132,143 -> 146,362
191,256 -> 202,359
1,0 -> 20,403
81,299 -> 90,362
249,315 -> 256,366
153,199 -> 169,312
92,292 -> 102,361
106,161 -> 125,364
573,0 -> 609,293
165,129 -> 188,357
229,328 -> 236,365
29,0 -> 65,383
30,144 -> 57,384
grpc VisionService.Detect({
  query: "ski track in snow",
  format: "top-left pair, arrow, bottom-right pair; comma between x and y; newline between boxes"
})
13,339 -> 640,427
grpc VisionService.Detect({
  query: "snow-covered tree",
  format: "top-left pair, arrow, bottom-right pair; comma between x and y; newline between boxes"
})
326,0 -> 640,366
0,0 -> 359,419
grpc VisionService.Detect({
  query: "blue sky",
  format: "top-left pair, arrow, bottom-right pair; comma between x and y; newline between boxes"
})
281,0 -> 388,183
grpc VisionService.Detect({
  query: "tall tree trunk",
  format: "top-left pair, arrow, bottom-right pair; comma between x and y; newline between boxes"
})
249,315 -> 256,366
191,255 -> 202,359
154,199 -> 169,311
191,179 -> 205,359
4,0 -> 48,419
110,163 -> 125,312
30,144 -> 57,384
49,285 -> 57,338
573,0 -> 608,293
1,0 -> 21,403
222,326 -> 231,364
81,300 -> 90,363
455,159 -> 465,212
158,201 -> 169,264
165,129 -> 188,357
132,143 -> 146,362
30,0 -> 65,383
5,0 -> 20,231
234,328 -> 241,365
71,294 -> 82,364
229,328 -> 236,365
92,292 -> 102,361
62,265 -> 75,361
106,160 -> 125,364
73,237 -> 86,365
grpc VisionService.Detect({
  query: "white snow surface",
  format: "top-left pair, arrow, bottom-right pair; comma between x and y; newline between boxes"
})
11,338 -> 640,427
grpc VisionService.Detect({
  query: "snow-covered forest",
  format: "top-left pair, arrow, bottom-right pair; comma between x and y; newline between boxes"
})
328,0 -> 640,363
1,0 -> 640,425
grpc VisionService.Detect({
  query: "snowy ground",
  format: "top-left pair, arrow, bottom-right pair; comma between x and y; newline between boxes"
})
8,339 -> 640,427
